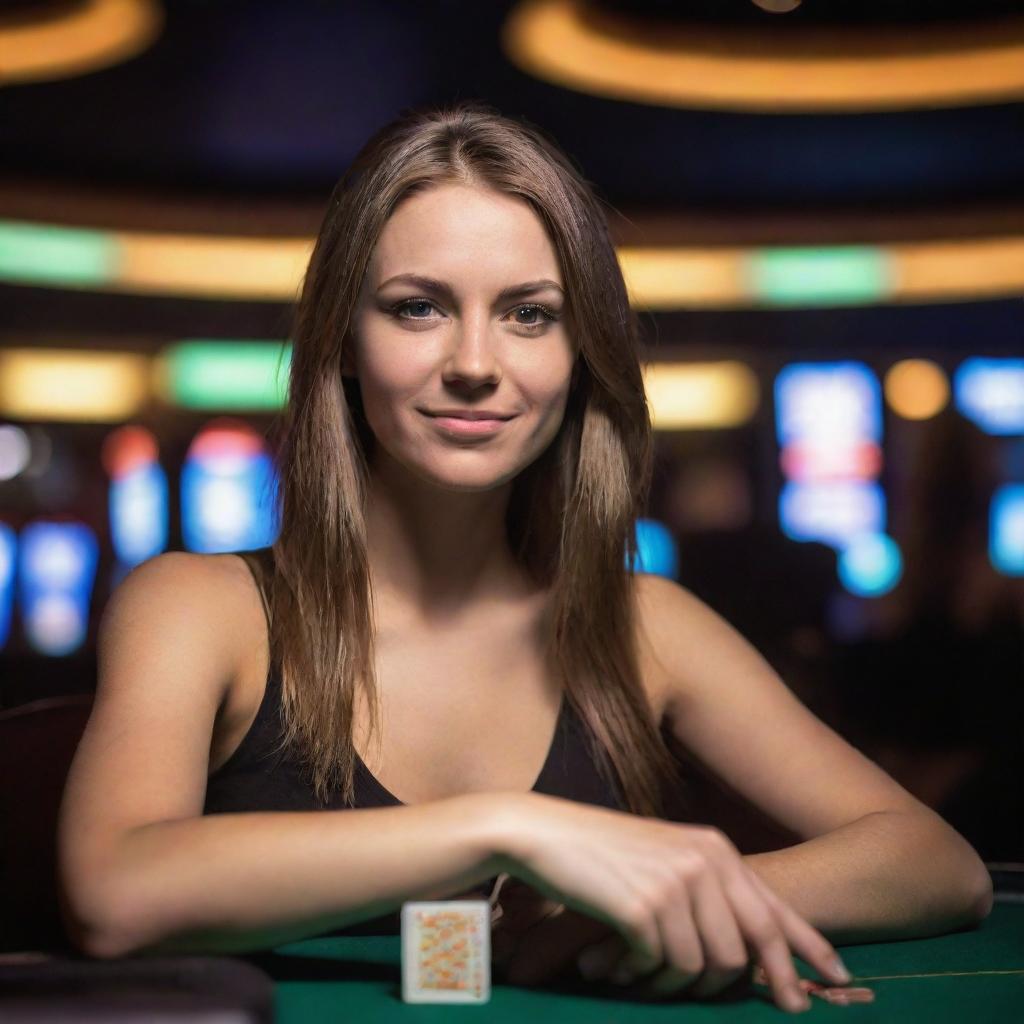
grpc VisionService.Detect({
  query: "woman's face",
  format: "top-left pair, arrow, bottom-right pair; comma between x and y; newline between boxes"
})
349,182 -> 576,492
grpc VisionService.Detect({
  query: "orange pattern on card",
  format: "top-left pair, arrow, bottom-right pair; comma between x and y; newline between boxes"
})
415,910 -> 484,996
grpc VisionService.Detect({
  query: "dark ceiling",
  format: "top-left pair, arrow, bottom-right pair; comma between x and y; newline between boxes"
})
1,0 -> 1022,210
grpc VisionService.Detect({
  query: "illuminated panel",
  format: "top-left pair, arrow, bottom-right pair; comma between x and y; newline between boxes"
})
775,363 -> 889,587
954,358 -> 1024,435
990,485 -> 1024,576
776,363 -> 882,448
157,341 -> 291,410
19,521 -> 99,656
0,523 -> 15,649
0,425 -> 31,480
0,221 -> 115,286
181,420 -> 280,554
4,216 -> 1024,308
102,426 -> 168,568
502,0 -> 1024,111
884,359 -> 950,420
0,219 -> 311,301
643,361 -> 758,430
838,532 -> 903,597
0,0 -> 162,85
747,248 -> 892,307
778,481 -> 886,548
0,349 -> 149,422
629,518 -> 679,579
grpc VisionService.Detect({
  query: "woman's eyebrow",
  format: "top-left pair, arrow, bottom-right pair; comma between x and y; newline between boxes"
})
376,274 -> 564,302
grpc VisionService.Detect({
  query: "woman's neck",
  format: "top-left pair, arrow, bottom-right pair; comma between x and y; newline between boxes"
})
363,461 -> 531,623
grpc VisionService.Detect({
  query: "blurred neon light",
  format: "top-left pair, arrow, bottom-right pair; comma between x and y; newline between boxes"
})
0,523 -> 15,649
747,248 -> 891,307
0,0 -> 162,85
101,425 -> 159,479
643,361 -> 758,429
0,425 -> 31,480
503,0 -> 1024,111
157,341 -> 291,410
954,358 -> 1024,436
630,518 -> 679,579
838,533 -> 903,597
990,485 -> 1024,576
884,359 -> 949,420
779,481 -> 886,549
779,440 -> 882,483
0,222 -> 114,286
0,220 -> 311,300
3,217 -> 1024,309
0,348 -> 149,422
104,426 -> 168,568
181,420 -> 279,554
19,521 -> 99,656
776,363 -> 882,448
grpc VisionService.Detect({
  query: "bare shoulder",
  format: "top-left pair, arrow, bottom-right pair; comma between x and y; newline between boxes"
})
97,551 -> 266,709
631,572 -> 713,720
63,551 -> 267,815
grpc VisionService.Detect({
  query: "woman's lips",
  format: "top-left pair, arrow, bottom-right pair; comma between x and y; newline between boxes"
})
425,413 -> 513,436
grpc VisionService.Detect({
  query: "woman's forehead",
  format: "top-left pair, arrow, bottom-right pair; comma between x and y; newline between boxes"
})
369,185 -> 562,287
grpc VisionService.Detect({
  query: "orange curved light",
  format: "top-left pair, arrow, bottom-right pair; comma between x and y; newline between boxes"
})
503,0 -> 1024,112
0,0 -> 162,86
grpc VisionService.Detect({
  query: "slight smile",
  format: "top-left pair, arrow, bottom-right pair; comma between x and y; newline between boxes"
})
419,410 -> 518,437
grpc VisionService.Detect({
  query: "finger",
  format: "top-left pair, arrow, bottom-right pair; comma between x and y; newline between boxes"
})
611,893 -> 664,977
719,870 -> 809,1014
683,868 -> 751,999
642,883 -> 703,997
747,871 -> 853,987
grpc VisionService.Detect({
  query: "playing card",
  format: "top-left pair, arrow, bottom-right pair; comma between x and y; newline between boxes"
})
401,900 -> 491,1003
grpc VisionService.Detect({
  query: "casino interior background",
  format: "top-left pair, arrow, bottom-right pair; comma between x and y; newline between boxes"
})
0,0 -> 1022,869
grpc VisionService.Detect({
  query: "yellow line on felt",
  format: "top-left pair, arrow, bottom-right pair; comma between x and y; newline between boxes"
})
850,968 -> 1024,981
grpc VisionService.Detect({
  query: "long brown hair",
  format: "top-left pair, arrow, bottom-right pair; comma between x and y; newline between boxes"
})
266,100 -> 682,816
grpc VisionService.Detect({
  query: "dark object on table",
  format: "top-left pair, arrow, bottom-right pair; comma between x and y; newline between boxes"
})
0,954 -> 274,1023
0,695 -> 93,954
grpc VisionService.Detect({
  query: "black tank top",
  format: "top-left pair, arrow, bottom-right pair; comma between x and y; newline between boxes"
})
203,548 -> 627,934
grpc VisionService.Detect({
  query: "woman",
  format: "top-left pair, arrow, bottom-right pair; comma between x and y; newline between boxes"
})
57,102 -> 992,1014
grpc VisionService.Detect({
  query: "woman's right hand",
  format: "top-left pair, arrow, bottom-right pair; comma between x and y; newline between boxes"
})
500,794 -> 853,1014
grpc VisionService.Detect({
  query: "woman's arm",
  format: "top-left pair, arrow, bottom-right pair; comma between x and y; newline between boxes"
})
57,552 -> 518,958
744,808 -> 993,945
67,796 -> 517,958
633,574 -> 993,942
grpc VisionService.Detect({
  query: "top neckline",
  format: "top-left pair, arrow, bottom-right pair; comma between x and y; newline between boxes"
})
352,692 -> 567,806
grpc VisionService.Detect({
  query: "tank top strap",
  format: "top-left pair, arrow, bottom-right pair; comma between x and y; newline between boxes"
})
235,546 -> 274,633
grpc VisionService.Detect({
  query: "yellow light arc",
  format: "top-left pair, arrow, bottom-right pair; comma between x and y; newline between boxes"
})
0,0 -> 163,86
502,0 -> 1024,112
3,218 -> 1024,308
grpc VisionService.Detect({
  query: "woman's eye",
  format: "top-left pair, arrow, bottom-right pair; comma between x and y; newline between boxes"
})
510,304 -> 559,330
392,299 -> 437,319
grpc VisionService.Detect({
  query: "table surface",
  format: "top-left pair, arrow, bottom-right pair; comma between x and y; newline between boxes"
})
256,900 -> 1024,1022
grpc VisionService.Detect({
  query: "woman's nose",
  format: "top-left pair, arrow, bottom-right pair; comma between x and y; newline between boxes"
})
442,314 -> 501,385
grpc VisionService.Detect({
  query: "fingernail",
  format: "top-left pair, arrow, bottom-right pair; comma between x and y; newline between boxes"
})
787,990 -> 811,1012
831,957 -> 852,983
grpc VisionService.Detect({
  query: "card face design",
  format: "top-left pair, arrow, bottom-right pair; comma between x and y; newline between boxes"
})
401,900 -> 491,1003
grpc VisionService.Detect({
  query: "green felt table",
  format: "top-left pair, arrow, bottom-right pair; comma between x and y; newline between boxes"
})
256,901 -> 1024,1022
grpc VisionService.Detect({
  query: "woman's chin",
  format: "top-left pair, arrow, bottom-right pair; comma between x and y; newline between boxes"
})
410,460 -> 522,494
